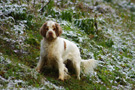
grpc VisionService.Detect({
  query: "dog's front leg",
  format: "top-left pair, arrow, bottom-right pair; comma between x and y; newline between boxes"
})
36,56 -> 45,73
57,58 -> 65,81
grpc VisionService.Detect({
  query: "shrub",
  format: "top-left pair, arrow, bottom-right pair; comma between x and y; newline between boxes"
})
74,18 -> 95,35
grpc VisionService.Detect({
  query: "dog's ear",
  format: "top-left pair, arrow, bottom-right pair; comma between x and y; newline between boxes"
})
55,23 -> 62,36
40,22 -> 48,37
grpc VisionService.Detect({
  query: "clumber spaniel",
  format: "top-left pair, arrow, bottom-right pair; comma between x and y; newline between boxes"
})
36,21 -> 97,81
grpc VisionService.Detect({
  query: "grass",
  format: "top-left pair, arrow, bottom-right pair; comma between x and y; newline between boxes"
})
0,0 -> 135,89
0,55 -> 42,89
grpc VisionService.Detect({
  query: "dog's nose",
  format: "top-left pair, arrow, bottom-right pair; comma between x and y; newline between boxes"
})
49,32 -> 53,35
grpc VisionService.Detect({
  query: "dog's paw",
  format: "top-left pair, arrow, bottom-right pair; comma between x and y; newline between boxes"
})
77,76 -> 80,80
64,73 -> 71,80
64,67 -> 68,73
58,76 -> 64,81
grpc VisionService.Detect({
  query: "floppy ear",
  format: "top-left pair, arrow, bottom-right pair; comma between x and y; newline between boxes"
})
55,23 -> 62,36
40,22 -> 48,37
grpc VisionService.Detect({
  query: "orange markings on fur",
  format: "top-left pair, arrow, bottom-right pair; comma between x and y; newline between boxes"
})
55,23 -> 62,36
64,41 -> 66,50
40,22 -> 48,37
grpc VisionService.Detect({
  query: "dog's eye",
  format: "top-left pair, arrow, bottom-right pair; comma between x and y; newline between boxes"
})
45,27 -> 48,30
53,28 -> 56,31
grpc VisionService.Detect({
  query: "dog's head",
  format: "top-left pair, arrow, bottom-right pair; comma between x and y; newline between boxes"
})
40,21 -> 62,40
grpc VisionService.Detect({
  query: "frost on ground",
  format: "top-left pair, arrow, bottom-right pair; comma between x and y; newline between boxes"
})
0,53 -> 65,90
0,0 -> 135,89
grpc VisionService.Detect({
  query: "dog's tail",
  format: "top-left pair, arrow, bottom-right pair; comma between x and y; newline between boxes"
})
81,59 -> 98,74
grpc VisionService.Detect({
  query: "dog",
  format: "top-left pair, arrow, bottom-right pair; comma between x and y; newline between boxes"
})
36,21 -> 97,81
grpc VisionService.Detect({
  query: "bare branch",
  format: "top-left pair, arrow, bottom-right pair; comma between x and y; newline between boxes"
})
39,0 -> 51,13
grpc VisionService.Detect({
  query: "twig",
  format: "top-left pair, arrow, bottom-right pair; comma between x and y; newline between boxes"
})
39,0 -> 51,13
94,14 -> 98,34
33,0 -> 36,8
0,27 -> 4,31
0,26 -> 5,35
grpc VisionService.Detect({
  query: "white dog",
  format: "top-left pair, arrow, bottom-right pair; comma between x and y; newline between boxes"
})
36,21 -> 97,81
